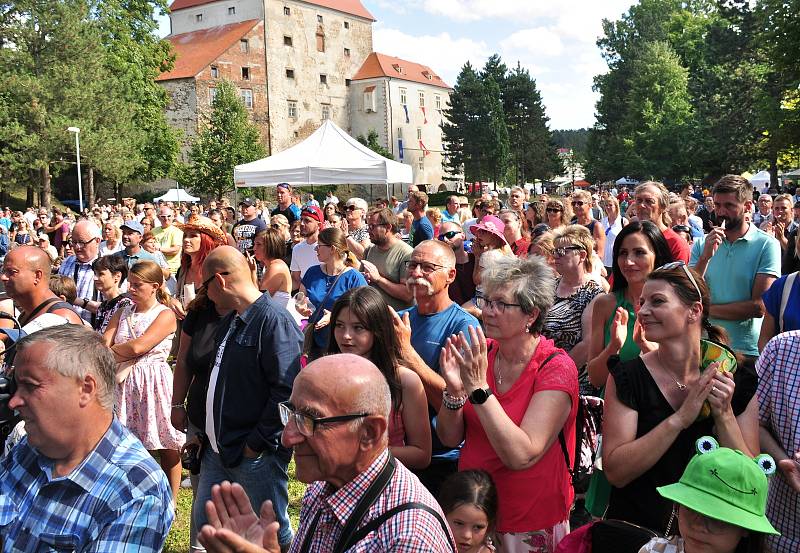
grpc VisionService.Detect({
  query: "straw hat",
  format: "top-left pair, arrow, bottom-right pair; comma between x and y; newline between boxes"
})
178,215 -> 227,245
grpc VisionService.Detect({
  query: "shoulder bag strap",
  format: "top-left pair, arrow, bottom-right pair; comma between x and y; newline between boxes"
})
779,272 -> 797,334
331,454 -> 396,553
19,297 -> 61,326
307,267 -> 351,326
344,501 -> 456,553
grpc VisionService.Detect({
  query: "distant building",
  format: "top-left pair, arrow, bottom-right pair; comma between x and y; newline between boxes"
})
157,0 -> 456,189
350,53 -> 453,188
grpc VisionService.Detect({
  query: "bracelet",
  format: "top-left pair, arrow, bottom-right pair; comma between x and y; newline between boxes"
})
171,404 -> 186,409
442,389 -> 467,410
82,298 -> 89,309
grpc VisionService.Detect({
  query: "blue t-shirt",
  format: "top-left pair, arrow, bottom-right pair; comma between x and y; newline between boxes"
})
762,273 -> 800,334
302,266 -> 367,348
400,303 -> 480,461
411,216 -> 434,248
690,224 -> 781,356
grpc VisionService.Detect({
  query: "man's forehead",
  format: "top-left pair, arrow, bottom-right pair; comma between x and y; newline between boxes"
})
412,245 -> 442,262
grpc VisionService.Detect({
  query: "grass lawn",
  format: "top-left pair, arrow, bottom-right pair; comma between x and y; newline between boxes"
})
163,461 -> 307,553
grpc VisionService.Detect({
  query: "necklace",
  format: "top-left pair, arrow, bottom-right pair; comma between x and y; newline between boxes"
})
673,378 -> 687,391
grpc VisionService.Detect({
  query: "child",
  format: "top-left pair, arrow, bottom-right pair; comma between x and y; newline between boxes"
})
639,436 -> 779,553
49,274 -> 77,305
438,470 -> 498,553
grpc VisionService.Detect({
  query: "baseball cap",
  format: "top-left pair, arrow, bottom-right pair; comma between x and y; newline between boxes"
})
301,206 -> 324,223
120,220 -> 144,234
239,197 -> 256,207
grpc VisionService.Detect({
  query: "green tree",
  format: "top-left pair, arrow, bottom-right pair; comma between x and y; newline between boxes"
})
180,81 -> 266,200
356,130 -> 393,159
480,77 -> 510,185
442,62 -> 485,182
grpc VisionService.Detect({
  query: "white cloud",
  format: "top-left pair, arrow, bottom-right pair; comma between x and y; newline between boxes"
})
500,28 -> 565,58
373,26 -> 490,86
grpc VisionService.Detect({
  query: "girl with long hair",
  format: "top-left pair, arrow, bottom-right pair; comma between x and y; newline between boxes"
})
327,287 -> 431,468
103,260 -> 184,503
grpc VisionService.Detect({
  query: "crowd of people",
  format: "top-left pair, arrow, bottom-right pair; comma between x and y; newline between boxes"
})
0,177 -> 798,553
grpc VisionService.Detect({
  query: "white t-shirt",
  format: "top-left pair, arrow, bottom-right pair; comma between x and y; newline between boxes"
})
290,240 -> 320,278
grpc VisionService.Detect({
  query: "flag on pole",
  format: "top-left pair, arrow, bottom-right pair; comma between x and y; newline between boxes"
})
403,105 -> 410,123
421,107 -> 427,124
419,141 -> 430,157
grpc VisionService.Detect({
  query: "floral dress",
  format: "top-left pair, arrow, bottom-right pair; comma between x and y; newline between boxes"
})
114,302 -> 185,451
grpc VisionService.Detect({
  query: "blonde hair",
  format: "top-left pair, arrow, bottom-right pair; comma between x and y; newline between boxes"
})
551,225 -> 595,272
129,260 -> 170,305
426,207 -> 442,226
318,227 -> 359,268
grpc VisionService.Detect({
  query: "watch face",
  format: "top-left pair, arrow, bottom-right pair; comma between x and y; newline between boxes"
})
469,387 -> 491,404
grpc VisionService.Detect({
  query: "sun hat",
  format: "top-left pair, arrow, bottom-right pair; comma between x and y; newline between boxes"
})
469,215 -> 509,246
657,436 -> 779,535
177,215 -> 227,245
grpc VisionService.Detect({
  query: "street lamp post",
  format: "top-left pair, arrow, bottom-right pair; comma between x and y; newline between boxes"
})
67,127 -> 83,212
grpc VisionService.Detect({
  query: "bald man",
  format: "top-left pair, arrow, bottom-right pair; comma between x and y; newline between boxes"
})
1,246 -> 83,329
58,219 -> 102,323
199,355 -> 455,553
193,246 -> 302,549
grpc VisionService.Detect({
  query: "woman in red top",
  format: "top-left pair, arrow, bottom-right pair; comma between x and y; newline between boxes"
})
437,255 -> 578,553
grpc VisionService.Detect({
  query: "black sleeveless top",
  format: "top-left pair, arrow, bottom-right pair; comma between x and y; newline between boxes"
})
605,356 -> 757,532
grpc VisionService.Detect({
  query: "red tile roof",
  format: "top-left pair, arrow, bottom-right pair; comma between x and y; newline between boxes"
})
169,0 -> 375,21
352,53 -> 451,89
157,20 -> 260,81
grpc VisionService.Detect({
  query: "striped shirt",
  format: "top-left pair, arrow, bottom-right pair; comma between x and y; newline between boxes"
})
291,450 -> 454,552
0,418 -> 174,552
58,255 -> 98,323
756,330 -> 800,553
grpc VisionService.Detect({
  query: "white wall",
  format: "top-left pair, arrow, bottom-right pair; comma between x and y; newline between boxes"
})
170,0 -> 263,35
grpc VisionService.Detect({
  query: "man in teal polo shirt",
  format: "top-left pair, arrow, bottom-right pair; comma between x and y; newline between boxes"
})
690,174 -> 781,358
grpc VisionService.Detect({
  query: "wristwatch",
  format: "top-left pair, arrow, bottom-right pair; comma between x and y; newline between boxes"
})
468,387 -> 493,405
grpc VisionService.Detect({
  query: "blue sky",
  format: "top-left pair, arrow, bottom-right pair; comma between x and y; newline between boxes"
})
156,0 -> 635,130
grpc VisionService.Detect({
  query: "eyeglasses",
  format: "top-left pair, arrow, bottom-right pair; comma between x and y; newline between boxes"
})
553,245 -> 584,258
404,260 -> 449,275
475,296 -> 523,313
346,205 -> 360,211
367,223 -> 388,230
545,207 -> 563,213
201,271 -> 230,290
680,506 -> 734,535
279,401 -> 368,437
571,201 -> 585,207
656,261 -> 702,300
69,237 -> 97,249
438,230 -> 460,241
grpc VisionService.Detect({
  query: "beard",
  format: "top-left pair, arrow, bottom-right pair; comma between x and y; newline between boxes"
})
717,213 -> 744,232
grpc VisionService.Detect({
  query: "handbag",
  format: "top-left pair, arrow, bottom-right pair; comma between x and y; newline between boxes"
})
116,310 -> 142,384
300,268 -> 351,363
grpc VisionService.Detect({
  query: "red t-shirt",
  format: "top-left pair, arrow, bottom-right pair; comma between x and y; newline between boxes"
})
662,227 -> 690,263
458,337 -> 578,532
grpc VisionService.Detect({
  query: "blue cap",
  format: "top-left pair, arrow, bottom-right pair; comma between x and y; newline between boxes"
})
0,328 -> 26,343
120,220 -> 144,234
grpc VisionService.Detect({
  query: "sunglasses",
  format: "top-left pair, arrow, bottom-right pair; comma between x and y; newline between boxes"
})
656,261 -> 702,300
546,207 -> 563,213
571,201 -> 585,207
553,245 -> 584,258
346,205 -> 360,211
438,230 -> 460,241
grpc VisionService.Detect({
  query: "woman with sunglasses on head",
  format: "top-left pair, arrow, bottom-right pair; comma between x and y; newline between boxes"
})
602,263 -> 759,534
437,255 -> 579,553
300,227 -> 367,360
327,287 -> 431,469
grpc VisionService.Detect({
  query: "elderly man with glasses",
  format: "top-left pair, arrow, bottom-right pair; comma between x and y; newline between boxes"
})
58,220 -> 103,324
386,240 -> 479,496
198,354 -> 455,553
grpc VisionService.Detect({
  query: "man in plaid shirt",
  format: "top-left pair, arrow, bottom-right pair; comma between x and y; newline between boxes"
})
0,325 -> 174,552
198,354 -> 454,553
757,329 -> 800,553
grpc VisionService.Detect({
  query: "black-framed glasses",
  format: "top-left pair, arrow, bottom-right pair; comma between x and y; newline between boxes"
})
553,245 -> 584,258
69,237 -> 98,249
438,230 -> 460,241
656,261 -> 702,299
367,223 -> 388,230
475,296 -> 523,313
279,401 -> 368,437
546,207 -> 563,213
404,260 -> 448,275
201,271 -> 230,290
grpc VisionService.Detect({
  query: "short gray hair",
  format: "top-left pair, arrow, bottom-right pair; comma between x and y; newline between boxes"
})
16,325 -> 116,410
482,256 -> 555,334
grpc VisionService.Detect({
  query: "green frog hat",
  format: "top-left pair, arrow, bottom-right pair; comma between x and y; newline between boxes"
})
657,437 -> 779,535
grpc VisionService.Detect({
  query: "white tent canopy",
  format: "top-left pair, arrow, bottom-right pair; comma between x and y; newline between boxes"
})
154,188 -> 200,203
616,177 -> 639,186
234,120 -> 413,195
